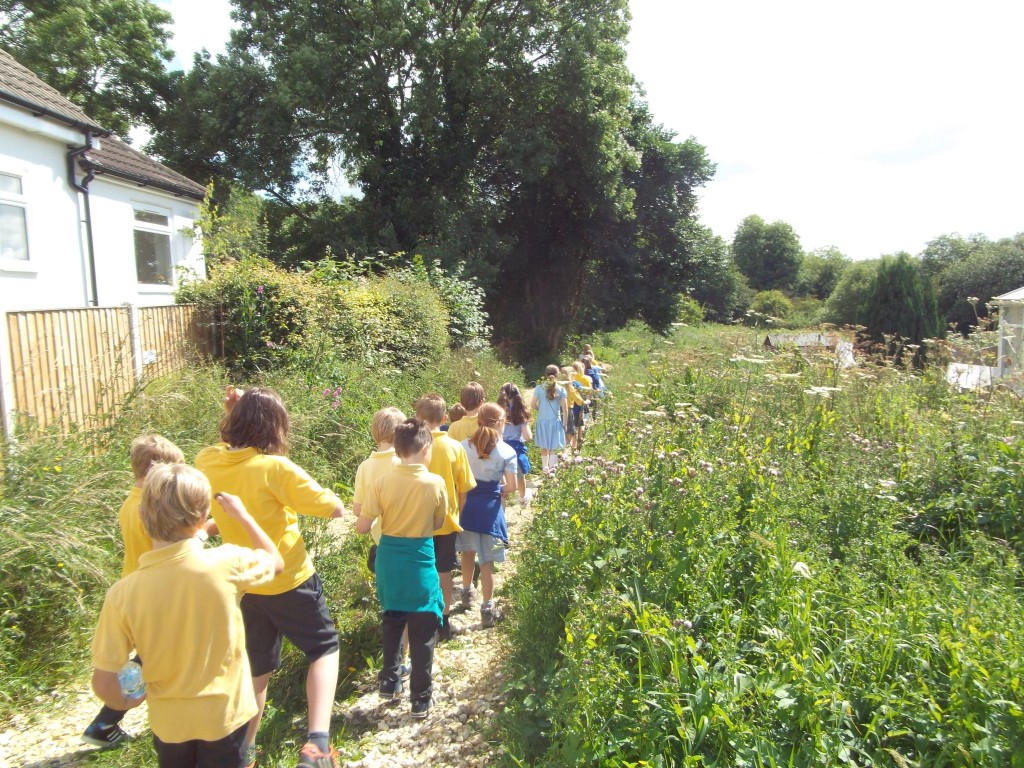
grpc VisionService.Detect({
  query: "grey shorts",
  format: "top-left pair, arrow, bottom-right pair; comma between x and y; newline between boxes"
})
456,531 -> 506,564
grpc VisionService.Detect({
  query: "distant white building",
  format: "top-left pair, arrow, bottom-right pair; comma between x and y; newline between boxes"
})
0,48 -> 206,311
994,286 -> 1024,379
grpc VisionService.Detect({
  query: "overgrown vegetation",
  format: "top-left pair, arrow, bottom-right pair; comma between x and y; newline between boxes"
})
502,322 -> 1024,766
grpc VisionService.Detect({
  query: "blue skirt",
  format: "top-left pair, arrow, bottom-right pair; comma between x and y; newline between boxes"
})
534,419 -> 566,451
505,438 -> 531,475
460,479 -> 508,543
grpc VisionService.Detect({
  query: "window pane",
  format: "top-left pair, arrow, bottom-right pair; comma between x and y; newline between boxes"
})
134,230 -> 172,284
0,174 -> 22,195
134,210 -> 168,226
0,203 -> 29,261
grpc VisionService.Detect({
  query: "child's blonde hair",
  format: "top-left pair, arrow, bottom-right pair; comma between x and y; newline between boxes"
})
459,382 -> 485,411
140,463 -> 210,542
572,360 -> 585,374
414,393 -> 447,426
544,364 -> 559,399
130,434 -> 185,481
371,407 -> 406,445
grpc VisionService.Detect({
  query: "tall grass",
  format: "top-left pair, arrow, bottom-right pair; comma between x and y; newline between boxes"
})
502,323 -> 1024,766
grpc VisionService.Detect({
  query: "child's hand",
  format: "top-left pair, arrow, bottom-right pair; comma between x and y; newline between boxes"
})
224,385 -> 245,413
214,492 -> 249,521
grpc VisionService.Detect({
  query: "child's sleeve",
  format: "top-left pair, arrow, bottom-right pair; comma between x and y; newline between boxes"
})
225,545 -> 278,592
275,458 -> 341,517
352,461 -> 368,506
502,447 -> 518,478
91,589 -> 133,674
360,478 -> 383,524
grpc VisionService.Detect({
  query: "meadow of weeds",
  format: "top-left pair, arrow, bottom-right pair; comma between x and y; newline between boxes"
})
0,347 -> 522,765
503,323 -> 1024,766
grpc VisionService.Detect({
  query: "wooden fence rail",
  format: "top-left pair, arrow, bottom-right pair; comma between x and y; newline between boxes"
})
1,304 -> 210,436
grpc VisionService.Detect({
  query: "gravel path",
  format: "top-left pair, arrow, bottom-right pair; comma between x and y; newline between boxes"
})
1,483 -> 538,768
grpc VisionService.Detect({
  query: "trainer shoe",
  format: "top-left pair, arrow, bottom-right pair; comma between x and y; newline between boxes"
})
460,585 -> 475,610
438,614 -> 453,642
81,722 -> 129,749
480,602 -> 505,629
378,676 -> 404,700
411,698 -> 433,720
297,742 -> 340,768
399,662 -> 411,679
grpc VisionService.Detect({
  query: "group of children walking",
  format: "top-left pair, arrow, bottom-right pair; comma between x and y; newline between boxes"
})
83,346 -> 608,768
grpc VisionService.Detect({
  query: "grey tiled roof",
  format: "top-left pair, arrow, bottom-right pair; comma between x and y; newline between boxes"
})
0,48 -> 205,201
85,137 -> 207,201
0,48 -> 106,132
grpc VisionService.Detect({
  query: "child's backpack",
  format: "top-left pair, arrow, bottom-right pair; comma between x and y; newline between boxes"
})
585,366 -> 604,395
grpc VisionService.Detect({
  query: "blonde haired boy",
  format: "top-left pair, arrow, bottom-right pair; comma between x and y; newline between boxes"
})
353,407 -> 406,547
414,393 -> 476,640
91,463 -> 283,767
82,434 -> 191,749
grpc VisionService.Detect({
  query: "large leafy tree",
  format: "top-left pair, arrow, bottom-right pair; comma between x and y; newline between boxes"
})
795,246 -> 848,299
0,0 -> 174,137
934,233 -> 1024,334
731,215 -> 803,292
151,0 -> 713,356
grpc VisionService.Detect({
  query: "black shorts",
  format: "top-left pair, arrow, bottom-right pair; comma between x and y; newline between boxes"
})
153,722 -> 247,768
433,532 -> 459,573
240,573 -> 339,677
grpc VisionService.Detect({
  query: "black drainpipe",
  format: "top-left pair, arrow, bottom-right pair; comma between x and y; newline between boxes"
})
67,132 -> 99,306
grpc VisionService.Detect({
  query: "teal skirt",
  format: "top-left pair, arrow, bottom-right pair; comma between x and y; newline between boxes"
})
375,535 -> 443,619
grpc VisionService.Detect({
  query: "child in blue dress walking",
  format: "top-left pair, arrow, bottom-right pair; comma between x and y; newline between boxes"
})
497,383 -> 532,502
531,365 -> 568,473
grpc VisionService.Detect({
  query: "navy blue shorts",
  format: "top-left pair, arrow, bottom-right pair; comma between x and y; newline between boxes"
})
433,532 -> 459,572
241,573 -> 339,677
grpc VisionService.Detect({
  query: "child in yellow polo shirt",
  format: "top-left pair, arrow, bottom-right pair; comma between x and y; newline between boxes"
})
355,419 -> 447,719
445,381 -> 485,443
81,434 -> 189,749
414,393 -> 476,640
91,463 -> 282,768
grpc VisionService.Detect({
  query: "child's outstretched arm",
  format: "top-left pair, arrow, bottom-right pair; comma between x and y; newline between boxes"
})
214,492 -> 284,575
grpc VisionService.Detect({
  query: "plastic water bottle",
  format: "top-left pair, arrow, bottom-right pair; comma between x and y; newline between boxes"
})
117,660 -> 145,700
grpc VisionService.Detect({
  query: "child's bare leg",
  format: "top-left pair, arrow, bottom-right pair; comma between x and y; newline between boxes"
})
517,474 -> 526,498
460,551 -> 476,591
480,561 -> 495,603
306,650 -> 339,733
246,672 -> 272,745
439,571 -> 454,614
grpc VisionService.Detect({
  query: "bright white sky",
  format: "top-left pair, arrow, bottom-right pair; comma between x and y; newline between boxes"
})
159,0 -> 1024,261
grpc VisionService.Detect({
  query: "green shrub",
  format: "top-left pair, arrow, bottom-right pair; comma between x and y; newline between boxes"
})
750,289 -> 793,319
675,295 -> 705,325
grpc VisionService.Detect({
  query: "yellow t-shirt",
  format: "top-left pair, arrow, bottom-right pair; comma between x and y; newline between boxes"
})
117,486 -> 149,578
92,539 -> 276,743
354,449 -> 399,545
560,380 -> 584,407
360,464 -> 447,538
195,444 -> 341,595
428,430 -> 477,535
446,414 -> 479,443
572,373 -> 593,392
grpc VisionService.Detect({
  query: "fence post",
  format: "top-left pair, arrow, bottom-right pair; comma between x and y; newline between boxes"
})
0,311 -> 15,440
125,302 -> 144,384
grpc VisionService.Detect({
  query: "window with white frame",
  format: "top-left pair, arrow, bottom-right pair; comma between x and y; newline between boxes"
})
133,208 -> 173,285
0,172 -> 29,263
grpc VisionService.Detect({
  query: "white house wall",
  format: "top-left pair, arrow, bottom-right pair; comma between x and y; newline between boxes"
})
0,120 -> 205,311
88,175 -> 205,307
0,120 -> 91,311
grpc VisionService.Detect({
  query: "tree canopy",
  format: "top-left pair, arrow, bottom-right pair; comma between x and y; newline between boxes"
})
150,0 -> 714,357
731,215 -> 803,292
865,253 -> 943,352
0,0 -> 174,137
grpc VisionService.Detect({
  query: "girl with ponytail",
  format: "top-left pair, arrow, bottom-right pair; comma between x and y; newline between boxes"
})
497,383 -> 532,501
530,365 -> 568,472
457,403 -> 517,628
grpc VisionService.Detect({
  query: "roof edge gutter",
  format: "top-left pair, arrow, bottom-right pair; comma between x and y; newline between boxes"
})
84,164 -> 206,201
0,88 -> 109,136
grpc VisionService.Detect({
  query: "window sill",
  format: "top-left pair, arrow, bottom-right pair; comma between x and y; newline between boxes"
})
0,260 -> 38,274
137,284 -> 175,293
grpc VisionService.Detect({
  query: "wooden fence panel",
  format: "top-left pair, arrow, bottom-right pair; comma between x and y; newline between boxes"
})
3,304 -> 210,435
138,304 -> 210,381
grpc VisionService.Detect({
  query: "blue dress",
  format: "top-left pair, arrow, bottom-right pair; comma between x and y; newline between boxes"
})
533,384 -> 566,450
